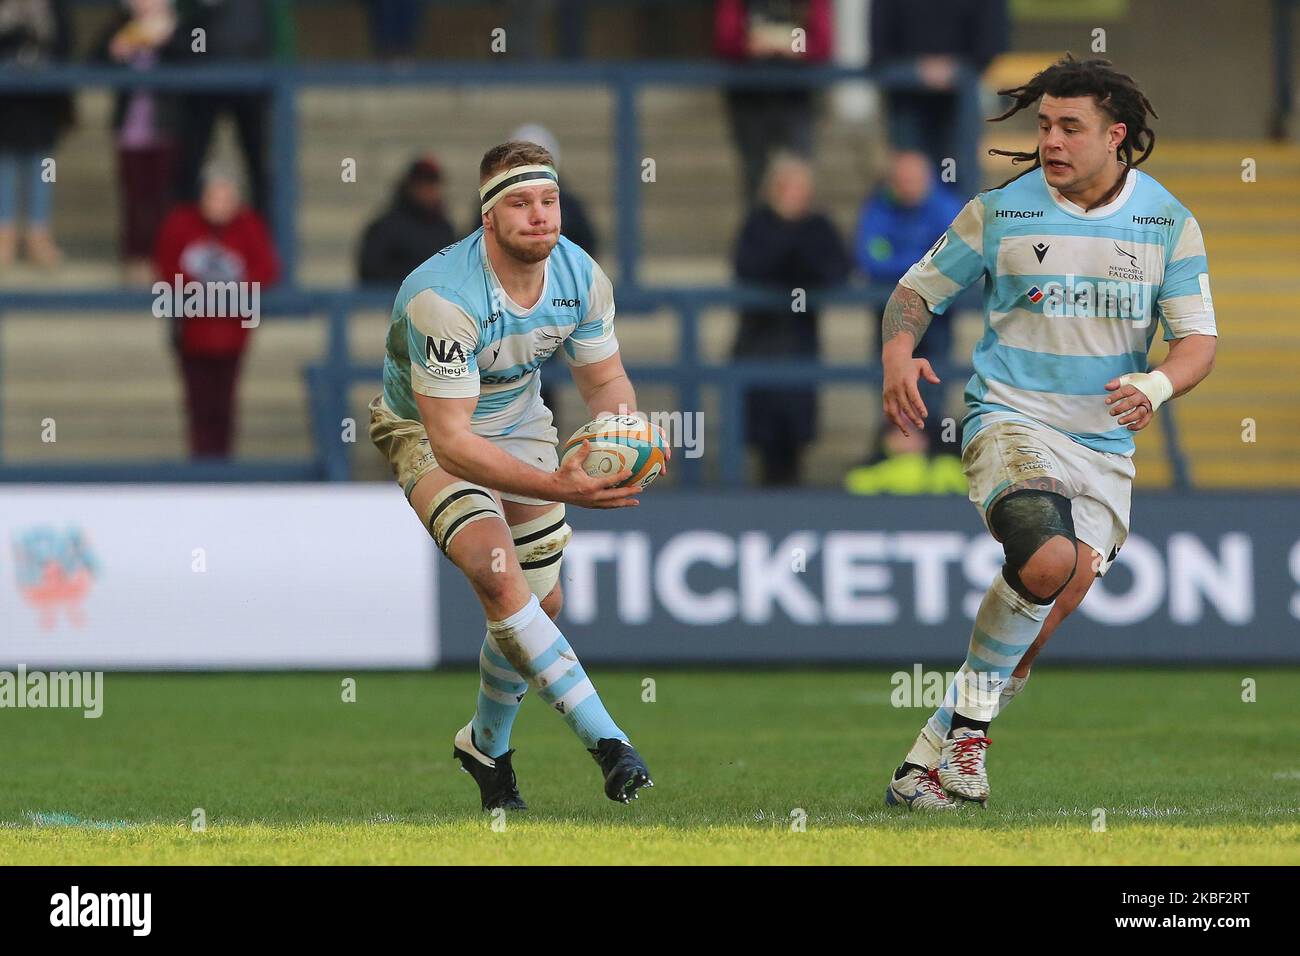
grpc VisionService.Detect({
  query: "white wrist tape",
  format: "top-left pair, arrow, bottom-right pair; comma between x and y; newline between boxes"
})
1117,369 -> 1174,412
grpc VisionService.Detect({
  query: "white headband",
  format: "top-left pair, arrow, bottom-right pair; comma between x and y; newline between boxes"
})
479,164 -> 559,214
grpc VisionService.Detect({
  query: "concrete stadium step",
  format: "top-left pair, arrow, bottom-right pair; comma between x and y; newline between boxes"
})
50,83 -> 874,272
1194,460 -> 1300,486
1144,140 -> 1300,488
1,313 -> 324,462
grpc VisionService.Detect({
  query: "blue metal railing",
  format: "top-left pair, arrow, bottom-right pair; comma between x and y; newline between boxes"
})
0,285 -> 1191,489
0,61 -> 1190,489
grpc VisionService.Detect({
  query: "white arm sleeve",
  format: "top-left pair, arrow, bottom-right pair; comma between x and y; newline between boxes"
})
407,288 -> 482,399
564,261 -> 620,366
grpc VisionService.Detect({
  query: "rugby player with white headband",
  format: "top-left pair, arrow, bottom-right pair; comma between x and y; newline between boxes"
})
368,141 -> 662,810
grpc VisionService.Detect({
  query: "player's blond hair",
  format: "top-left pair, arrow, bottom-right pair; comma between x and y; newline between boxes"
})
479,141 -> 557,185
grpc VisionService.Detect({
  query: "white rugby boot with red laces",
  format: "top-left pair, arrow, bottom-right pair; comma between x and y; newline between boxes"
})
938,729 -> 992,804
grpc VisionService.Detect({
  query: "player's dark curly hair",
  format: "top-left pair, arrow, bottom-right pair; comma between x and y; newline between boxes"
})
987,54 -> 1158,188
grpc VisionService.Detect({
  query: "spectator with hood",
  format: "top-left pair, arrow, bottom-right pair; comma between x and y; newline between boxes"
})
357,154 -> 456,284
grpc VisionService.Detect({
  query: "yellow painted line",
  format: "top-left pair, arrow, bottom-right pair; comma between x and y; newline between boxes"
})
1196,348 -> 1300,362
1164,183 -> 1300,199
1206,235 -> 1300,251
1214,292 -> 1300,304
1192,466 -> 1300,488
1189,263 -> 1300,278
1192,207 -> 1300,220
1149,142 -> 1300,159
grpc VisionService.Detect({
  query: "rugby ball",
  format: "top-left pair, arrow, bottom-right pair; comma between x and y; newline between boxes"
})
560,414 -> 668,490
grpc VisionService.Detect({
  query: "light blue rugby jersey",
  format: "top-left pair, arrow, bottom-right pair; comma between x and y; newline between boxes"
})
382,227 -> 619,437
900,167 -> 1218,457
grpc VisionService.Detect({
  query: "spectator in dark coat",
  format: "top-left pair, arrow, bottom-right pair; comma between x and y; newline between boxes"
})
0,0 -> 74,270
363,0 -> 427,60
732,154 -> 849,486
154,167 -> 279,458
715,0 -> 833,205
93,0 -> 186,285
871,0 -> 1008,195
358,155 -> 456,285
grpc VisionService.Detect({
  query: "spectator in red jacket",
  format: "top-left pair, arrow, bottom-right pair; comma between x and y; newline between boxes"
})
715,0 -> 833,204
153,167 -> 279,458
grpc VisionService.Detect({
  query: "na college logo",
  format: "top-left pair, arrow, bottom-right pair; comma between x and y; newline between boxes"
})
12,527 -> 99,629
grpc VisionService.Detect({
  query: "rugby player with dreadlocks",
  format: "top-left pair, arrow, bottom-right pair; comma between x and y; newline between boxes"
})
880,56 -> 1219,811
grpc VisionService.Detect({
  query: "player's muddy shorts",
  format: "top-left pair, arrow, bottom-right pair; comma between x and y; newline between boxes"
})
368,394 -> 560,506
962,419 -> 1135,576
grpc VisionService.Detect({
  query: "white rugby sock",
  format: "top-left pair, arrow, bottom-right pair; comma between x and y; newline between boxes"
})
925,572 -> 1052,739
996,672 -> 1031,715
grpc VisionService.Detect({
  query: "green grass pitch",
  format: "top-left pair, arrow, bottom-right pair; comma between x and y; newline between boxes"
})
2,668 -> 1297,864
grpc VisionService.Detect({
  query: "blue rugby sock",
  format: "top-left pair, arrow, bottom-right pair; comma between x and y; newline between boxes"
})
472,633 -> 529,758
487,594 -> 626,749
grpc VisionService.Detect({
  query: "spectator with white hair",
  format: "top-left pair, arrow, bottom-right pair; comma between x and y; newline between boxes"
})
731,153 -> 849,485
154,167 -> 279,458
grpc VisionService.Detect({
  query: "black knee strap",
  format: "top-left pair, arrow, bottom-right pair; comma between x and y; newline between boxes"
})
989,489 -> 1076,604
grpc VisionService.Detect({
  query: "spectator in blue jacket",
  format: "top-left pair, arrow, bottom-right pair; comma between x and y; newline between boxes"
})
856,151 -> 963,462
855,150 -> 963,285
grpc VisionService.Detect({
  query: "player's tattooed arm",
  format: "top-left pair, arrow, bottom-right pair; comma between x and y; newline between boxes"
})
880,285 -> 942,437
881,285 -> 934,355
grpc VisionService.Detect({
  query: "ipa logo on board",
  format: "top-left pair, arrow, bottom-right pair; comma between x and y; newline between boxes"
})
12,526 -> 99,629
